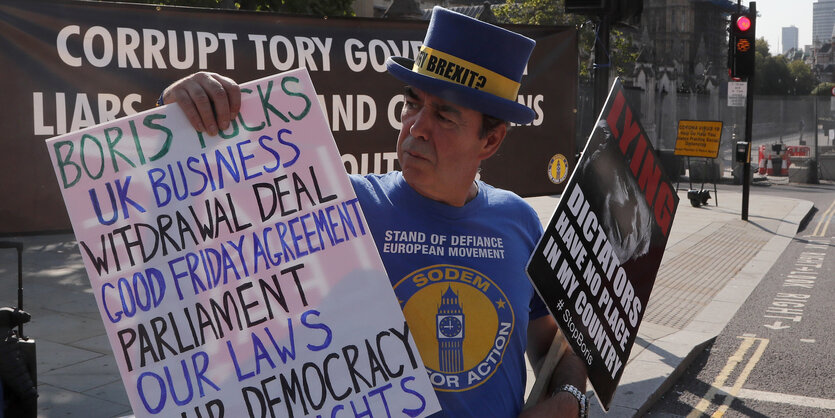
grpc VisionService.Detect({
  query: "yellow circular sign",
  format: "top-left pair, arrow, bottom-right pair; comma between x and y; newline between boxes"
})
547,154 -> 569,184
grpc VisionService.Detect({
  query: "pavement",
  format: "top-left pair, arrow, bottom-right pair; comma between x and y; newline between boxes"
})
0,185 -> 815,417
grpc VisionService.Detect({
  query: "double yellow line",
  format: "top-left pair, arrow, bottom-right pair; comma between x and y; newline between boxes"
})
810,198 -> 835,238
687,335 -> 769,418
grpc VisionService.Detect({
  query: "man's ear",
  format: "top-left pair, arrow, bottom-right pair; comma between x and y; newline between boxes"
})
479,123 -> 507,161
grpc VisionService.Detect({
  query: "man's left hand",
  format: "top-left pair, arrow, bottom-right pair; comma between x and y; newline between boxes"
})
519,391 -> 580,418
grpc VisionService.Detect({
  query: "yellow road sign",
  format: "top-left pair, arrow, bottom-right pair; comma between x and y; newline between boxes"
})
674,120 -> 723,158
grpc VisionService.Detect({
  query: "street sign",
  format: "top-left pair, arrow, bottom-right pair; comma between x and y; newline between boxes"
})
728,81 -> 747,107
674,120 -> 723,158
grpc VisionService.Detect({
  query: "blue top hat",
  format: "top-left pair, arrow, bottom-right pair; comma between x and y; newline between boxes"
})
386,7 -> 536,124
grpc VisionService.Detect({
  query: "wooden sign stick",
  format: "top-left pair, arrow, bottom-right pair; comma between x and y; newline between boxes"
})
523,329 -> 569,409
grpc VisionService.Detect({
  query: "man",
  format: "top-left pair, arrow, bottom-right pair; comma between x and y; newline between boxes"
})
161,7 -> 588,417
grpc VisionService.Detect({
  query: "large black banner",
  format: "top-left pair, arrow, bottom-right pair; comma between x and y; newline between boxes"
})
0,0 -> 577,234
527,80 -> 679,410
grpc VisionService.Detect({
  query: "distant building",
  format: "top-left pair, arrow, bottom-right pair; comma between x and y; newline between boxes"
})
816,42 -> 835,81
813,0 -> 835,44
815,15 -> 835,81
782,26 -> 799,54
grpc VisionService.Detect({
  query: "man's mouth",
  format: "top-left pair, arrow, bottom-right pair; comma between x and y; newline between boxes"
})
405,149 -> 429,161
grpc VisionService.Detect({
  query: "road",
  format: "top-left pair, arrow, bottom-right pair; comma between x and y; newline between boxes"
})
647,182 -> 835,417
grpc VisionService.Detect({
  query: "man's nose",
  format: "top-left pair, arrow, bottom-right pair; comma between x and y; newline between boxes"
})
409,108 -> 431,141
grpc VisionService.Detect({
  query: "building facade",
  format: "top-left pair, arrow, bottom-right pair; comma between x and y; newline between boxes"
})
782,26 -> 799,54
636,0 -> 737,91
813,0 -> 835,44
626,0 -> 739,150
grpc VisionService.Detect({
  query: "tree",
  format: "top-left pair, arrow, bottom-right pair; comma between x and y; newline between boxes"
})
811,82 -> 835,96
751,38 -> 816,95
91,0 -> 355,16
788,60 -> 816,95
494,0 -> 571,26
756,58 -> 792,95
755,37 -> 770,57
493,0 -> 639,81
753,38 -> 811,95
236,0 -> 354,15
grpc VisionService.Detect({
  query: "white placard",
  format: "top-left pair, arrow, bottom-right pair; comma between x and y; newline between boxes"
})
728,81 -> 747,107
45,68 -> 441,418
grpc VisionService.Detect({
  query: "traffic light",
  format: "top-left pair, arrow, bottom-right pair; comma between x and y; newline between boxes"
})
728,11 -> 756,78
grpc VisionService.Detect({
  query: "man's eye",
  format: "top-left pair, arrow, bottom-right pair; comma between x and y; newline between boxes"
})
438,113 -> 457,124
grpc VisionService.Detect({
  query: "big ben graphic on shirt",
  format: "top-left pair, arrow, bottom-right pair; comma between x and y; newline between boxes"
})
437,286 -> 464,373
394,264 -> 515,392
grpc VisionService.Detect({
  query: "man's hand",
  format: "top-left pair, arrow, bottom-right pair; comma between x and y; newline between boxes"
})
524,315 -> 589,417
519,391 -> 580,418
161,72 -> 241,136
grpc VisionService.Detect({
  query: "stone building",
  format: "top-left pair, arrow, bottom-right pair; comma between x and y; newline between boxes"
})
624,0 -> 741,150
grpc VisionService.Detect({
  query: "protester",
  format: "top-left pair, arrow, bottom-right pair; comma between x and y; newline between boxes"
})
161,7 -> 588,417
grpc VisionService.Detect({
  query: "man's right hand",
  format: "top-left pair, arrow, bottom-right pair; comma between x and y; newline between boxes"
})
161,72 -> 241,136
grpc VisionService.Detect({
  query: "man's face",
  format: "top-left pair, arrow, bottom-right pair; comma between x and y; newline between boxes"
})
396,87 -> 496,205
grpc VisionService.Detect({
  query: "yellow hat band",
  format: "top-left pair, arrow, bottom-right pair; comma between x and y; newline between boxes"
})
411,46 -> 521,102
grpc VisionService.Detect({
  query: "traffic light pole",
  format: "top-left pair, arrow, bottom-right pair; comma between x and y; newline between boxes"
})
742,79 -> 752,220
741,1 -> 755,221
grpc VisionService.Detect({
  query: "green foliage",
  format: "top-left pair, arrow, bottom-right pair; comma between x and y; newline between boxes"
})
236,0 -> 354,15
756,55 -> 792,95
91,0 -> 354,16
493,0 -> 574,26
493,0 -> 639,81
788,60 -> 816,95
92,0 -> 226,6
753,38 -> 816,95
811,82 -> 835,96
755,37 -> 770,57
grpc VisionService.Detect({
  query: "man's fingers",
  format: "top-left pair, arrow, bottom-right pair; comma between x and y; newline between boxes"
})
169,87 -> 205,134
188,74 -> 224,136
192,74 -> 229,134
161,71 -> 241,136
213,74 -> 241,121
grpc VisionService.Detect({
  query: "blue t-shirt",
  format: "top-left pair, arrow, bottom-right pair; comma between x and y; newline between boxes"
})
351,172 -> 548,417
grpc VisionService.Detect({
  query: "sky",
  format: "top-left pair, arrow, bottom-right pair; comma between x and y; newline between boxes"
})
752,0 -> 814,52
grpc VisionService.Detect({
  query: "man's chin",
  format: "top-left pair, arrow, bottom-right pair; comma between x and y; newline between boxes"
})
401,169 -> 430,187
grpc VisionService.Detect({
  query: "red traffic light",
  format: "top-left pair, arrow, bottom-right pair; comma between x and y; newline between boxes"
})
736,15 -> 752,32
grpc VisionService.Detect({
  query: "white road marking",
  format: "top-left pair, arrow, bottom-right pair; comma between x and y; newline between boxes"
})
718,387 -> 835,410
